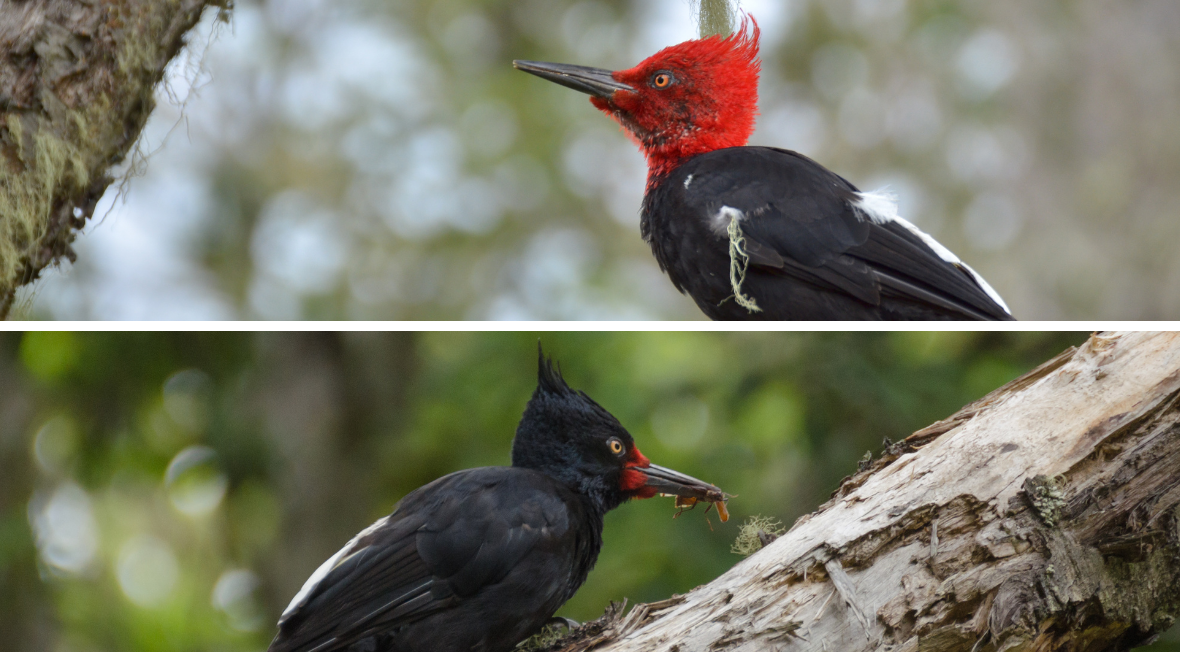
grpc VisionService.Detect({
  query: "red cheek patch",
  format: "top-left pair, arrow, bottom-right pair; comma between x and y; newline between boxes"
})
627,446 -> 651,468
620,468 -> 647,493
620,446 -> 656,498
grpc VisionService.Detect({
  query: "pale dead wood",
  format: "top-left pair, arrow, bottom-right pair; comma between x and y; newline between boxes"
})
542,332 -> 1180,652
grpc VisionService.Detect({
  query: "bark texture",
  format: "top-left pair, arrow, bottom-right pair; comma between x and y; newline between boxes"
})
537,331 -> 1180,652
0,0 -> 228,318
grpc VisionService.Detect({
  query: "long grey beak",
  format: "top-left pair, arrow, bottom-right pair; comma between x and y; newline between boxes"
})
639,463 -> 726,503
512,60 -> 635,98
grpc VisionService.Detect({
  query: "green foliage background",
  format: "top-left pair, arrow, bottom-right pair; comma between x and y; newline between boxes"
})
9,331 -> 1176,651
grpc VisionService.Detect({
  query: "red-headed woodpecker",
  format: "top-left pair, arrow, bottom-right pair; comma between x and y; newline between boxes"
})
515,18 -> 1014,320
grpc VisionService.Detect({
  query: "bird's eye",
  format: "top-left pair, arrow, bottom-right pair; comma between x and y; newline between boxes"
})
607,438 -> 625,456
652,72 -> 674,89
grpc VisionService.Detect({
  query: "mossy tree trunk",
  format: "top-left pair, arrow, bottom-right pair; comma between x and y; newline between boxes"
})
536,332 -> 1180,652
0,0 -> 228,318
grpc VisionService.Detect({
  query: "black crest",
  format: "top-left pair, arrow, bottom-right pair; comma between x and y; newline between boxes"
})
536,343 -> 574,397
515,344 -> 632,501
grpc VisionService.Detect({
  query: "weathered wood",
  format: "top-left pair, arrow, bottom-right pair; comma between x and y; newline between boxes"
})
0,0 -> 228,318
540,332 -> 1180,652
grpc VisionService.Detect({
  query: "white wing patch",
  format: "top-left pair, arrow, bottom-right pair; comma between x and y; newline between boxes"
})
851,189 -> 1011,315
281,515 -> 391,622
683,173 -> 694,189
954,261 -> 1010,314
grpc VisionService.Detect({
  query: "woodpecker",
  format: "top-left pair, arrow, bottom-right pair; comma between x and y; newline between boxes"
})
268,351 -> 726,652
514,18 -> 1014,320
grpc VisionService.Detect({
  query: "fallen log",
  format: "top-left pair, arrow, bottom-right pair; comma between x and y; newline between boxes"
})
538,331 -> 1180,652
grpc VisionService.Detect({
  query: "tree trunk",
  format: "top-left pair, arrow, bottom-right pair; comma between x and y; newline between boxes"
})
0,0 -> 228,318
542,331 -> 1180,652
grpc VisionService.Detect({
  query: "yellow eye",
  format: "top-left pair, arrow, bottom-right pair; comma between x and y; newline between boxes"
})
652,72 -> 673,88
608,438 -> 625,455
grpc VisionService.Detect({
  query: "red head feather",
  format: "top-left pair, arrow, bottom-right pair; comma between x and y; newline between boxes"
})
619,445 -> 657,499
591,16 -> 761,183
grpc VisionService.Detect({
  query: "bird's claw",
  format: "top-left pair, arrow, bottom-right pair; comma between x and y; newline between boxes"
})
547,616 -> 580,631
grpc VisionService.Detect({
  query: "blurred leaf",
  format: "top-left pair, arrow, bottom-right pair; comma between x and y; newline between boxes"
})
19,332 -> 80,383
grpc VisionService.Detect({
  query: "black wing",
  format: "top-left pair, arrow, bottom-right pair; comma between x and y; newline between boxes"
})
674,147 -> 1013,320
269,468 -> 573,652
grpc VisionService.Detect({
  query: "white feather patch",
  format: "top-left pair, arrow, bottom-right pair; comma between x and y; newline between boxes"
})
683,173 -> 694,189
851,189 -> 1011,315
712,205 -> 743,235
281,516 -> 391,621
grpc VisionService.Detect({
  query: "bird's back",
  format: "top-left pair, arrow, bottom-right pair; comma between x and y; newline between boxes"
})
642,146 -> 1013,321
269,466 -> 602,652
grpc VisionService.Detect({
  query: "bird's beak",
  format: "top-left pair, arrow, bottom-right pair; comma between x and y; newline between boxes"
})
637,463 -> 726,504
513,60 -> 635,98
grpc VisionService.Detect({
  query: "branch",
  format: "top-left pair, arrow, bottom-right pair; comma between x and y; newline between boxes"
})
541,331 -> 1180,652
694,0 -> 736,38
0,0 -> 229,318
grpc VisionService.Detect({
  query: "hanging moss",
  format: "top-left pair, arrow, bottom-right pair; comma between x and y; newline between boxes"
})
726,213 -> 762,314
0,108 -> 93,294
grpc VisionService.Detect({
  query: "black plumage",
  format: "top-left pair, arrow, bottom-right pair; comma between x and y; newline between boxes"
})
268,352 -> 724,652
642,147 -> 1015,321
514,26 -> 1016,321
